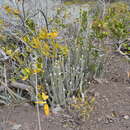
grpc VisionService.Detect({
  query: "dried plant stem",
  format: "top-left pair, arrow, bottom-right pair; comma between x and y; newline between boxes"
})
35,73 -> 42,130
102,0 -> 106,18
22,0 -> 26,20
3,63 -> 8,96
38,9 -> 49,32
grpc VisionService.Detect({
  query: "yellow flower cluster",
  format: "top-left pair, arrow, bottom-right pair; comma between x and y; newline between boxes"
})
3,6 -> 20,15
38,29 -> 58,39
21,63 -> 44,81
35,86 -> 50,116
47,32 -> 58,39
22,29 -> 68,57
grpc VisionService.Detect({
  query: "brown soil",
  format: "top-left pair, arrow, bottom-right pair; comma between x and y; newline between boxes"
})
0,54 -> 130,130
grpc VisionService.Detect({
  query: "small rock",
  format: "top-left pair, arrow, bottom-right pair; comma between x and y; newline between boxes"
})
123,115 -> 129,120
104,118 -> 114,124
94,92 -> 100,97
23,103 -> 30,107
52,105 -> 63,114
97,117 -> 102,122
11,124 -> 22,130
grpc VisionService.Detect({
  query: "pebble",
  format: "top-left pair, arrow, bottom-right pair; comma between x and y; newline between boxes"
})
11,124 -> 22,130
94,92 -> 100,97
52,105 -> 63,114
123,115 -> 129,120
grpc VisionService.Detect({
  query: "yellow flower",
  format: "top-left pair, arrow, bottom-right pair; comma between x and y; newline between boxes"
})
3,6 -> 12,13
38,29 -> 58,39
47,32 -> 58,39
3,6 -> 20,15
42,92 -> 48,100
32,68 -> 43,74
35,101 -> 47,104
44,104 -> 50,116
13,9 -> 20,15
21,75 -> 29,81
38,29 -> 48,40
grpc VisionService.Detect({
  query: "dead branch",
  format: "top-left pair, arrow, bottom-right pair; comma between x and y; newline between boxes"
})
0,81 -> 33,92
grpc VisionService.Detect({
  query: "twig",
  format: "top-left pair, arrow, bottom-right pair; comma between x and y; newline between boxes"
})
37,9 -> 49,32
25,11 -> 39,21
102,0 -> 106,18
0,81 -> 33,92
0,80 -> 26,101
35,73 -> 42,130
22,0 -> 26,20
97,0 -> 106,19
4,62 -> 8,96
0,49 -> 9,61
